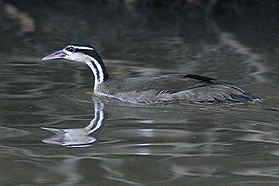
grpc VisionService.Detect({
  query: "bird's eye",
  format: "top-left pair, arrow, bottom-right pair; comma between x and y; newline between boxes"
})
65,46 -> 75,52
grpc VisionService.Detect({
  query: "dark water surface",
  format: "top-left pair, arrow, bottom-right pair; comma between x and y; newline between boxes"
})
1,1 -> 279,185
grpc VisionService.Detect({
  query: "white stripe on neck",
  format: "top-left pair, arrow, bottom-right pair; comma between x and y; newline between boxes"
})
85,56 -> 105,90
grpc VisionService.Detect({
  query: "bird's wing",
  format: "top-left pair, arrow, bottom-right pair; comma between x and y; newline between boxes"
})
105,74 -> 259,103
119,74 -> 228,93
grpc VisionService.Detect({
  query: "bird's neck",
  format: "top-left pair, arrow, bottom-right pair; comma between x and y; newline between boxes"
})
84,57 -> 109,91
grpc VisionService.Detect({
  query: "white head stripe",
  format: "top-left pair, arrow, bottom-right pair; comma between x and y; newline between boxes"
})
67,45 -> 94,50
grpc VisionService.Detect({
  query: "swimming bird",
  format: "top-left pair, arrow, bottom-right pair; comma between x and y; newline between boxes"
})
42,42 -> 260,104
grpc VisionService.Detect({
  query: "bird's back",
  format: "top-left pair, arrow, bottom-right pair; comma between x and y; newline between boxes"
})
96,74 -> 260,104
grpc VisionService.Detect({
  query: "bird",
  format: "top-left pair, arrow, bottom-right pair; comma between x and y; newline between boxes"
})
42,42 -> 261,104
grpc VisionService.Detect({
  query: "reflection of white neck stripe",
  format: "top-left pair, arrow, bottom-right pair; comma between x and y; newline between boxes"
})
87,102 -> 104,134
68,45 -> 94,50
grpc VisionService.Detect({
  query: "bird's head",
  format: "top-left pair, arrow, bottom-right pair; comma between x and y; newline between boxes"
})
42,42 -> 98,63
42,42 -> 109,84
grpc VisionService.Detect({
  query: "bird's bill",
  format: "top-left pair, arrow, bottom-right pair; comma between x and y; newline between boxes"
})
42,50 -> 66,61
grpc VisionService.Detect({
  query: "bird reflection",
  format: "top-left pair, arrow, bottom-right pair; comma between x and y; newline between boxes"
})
42,102 -> 104,147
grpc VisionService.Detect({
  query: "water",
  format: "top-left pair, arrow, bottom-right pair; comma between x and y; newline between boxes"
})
1,1 -> 279,185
